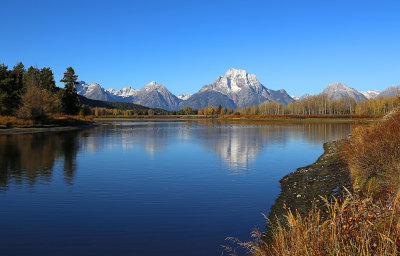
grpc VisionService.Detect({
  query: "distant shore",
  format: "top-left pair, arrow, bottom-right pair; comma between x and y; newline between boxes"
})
94,114 -> 378,122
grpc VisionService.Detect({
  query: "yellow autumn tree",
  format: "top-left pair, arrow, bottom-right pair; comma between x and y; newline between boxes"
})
17,86 -> 61,121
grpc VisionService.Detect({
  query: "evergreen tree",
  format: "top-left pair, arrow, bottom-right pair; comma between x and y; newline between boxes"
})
12,62 -> 25,91
40,67 -> 56,92
23,66 -> 41,88
0,64 -> 19,115
60,67 -> 80,115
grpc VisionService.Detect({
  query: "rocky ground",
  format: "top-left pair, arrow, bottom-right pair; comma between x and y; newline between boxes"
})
266,140 -> 351,238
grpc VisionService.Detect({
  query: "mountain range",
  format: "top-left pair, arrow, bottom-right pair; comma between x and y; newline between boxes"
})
76,69 -> 399,110
76,69 -> 294,110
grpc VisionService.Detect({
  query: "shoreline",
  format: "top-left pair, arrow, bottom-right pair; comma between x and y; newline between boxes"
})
0,124 -> 99,135
93,114 -> 377,123
266,140 -> 351,236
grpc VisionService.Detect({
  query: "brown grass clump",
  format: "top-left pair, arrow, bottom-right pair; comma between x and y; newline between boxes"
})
225,190 -> 400,256
0,114 -> 93,128
0,116 -> 34,127
342,108 -> 400,194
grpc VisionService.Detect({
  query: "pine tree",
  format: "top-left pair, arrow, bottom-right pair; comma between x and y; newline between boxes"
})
60,67 -> 80,115
23,66 -> 41,88
0,64 -> 19,115
40,67 -> 56,92
12,62 -> 25,91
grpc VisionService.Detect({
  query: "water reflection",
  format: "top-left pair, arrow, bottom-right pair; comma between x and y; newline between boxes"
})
0,131 -> 81,191
191,121 -> 350,169
0,120 -> 351,189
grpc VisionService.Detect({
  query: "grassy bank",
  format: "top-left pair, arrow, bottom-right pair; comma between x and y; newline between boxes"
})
225,109 -> 400,255
0,115 -> 93,128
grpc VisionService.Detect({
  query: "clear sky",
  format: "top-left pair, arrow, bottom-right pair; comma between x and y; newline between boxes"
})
2,0 -> 400,96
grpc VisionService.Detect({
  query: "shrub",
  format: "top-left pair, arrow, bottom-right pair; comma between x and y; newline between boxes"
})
17,86 -> 61,121
79,105 -> 92,116
342,108 -> 400,194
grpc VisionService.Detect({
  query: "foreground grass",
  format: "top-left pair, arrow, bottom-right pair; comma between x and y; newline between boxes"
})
225,108 -> 400,255
225,190 -> 400,256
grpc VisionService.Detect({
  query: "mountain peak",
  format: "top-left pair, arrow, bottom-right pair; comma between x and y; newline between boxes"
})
143,81 -> 165,89
327,82 -> 350,89
225,68 -> 248,77
360,89 -> 380,99
147,81 -> 158,86
323,82 -> 366,101
377,85 -> 400,98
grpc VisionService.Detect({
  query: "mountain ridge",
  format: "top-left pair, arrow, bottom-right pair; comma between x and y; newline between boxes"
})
75,69 -> 394,110
76,68 -> 294,110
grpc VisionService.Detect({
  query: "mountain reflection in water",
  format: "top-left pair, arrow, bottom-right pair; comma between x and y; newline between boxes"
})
0,120 -> 351,189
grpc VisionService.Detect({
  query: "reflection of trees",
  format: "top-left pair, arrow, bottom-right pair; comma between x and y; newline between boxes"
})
0,131 -> 82,191
82,122 -> 178,154
192,121 -> 351,169
87,120 -> 350,169
0,121 -> 351,189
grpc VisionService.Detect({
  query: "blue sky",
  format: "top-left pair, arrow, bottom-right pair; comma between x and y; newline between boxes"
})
2,0 -> 400,96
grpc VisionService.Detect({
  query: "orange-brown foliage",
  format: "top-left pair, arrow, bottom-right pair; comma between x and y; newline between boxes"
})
342,108 -> 400,194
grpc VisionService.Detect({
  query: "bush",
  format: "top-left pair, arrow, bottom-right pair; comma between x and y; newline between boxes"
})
79,105 -> 92,116
342,108 -> 400,194
17,86 -> 61,121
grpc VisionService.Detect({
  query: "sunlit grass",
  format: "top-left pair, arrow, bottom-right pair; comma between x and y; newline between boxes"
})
225,108 -> 400,255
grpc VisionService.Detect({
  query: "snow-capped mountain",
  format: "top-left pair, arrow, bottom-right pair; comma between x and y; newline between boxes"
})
300,93 -> 313,100
177,94 -> 192,101
291,95 -> 300,101
377,85 -> 400,98
76,81 -> 119,102
107,87 -> 138,98
76,69 -> 294,110
180,69 -> 294,109
360,90 -> 380,99
322,83 -> 367,101
132,81 -> 181,110
76,81 -> 180,110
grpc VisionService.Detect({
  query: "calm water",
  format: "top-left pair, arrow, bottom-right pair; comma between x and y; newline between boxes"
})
0,120 -> 351,256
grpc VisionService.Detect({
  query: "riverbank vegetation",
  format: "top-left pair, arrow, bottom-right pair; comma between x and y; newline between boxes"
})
2,62 -> 399,126
234,94 -> 399,116
0,62 -> 95,127
225,108 -> 400,255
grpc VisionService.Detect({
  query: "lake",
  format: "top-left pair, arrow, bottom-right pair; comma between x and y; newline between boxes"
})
0,120 -> 351,255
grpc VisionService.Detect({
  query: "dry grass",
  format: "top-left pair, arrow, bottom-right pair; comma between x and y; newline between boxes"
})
0,116 -> 34,127
0,114 -> 93,128
342,108 -> 400,194
225,189 -> 400,256
225,108 -> 400,255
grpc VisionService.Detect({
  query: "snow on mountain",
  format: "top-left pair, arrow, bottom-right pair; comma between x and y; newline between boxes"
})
177,94 -> 192,101
76,81 -> 119,102
300,93 -> 313,100
360,90 -> 380,99
107,87 -> 138,98
132,81 -> 181,110
291,95 -> 300,101
377,85 -> 400,98
184,68 -> 294,109
322,82 -> 367,101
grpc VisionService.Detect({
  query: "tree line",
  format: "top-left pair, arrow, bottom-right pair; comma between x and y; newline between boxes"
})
2,62 -> 398,119
0,62 -> 81,120
234,94 -> 400,116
